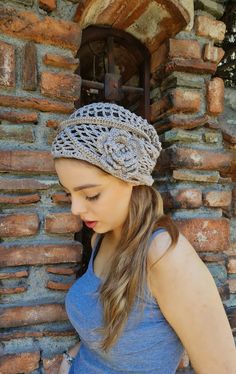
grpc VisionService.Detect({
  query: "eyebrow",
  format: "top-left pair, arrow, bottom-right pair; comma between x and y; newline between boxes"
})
59,181 -> 101,192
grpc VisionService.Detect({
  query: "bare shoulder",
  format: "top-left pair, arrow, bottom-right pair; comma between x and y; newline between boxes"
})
147,231 -> 236,373
91,232 -> 98,249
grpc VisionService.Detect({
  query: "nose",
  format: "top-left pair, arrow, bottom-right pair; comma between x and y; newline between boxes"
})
70,197 -> 88,216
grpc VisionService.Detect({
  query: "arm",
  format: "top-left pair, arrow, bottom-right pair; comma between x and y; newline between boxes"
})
58,342 -> 81,374
147,231 -> 236,374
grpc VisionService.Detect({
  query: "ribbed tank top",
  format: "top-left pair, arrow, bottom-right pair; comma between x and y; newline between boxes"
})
66,228 -> 184,373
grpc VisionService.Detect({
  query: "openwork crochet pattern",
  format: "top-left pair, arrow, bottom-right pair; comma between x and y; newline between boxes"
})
51,102 -> 162,186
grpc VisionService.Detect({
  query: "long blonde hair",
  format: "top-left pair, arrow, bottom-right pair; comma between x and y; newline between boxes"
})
96,184 -> 179,351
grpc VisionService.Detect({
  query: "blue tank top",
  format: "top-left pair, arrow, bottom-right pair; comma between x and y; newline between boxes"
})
66,228 -> 184,373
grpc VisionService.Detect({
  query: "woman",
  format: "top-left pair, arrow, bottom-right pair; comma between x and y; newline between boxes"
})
51,102 -> 236,373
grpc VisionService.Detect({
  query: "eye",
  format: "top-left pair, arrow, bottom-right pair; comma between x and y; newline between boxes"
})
86,194 -> 100,201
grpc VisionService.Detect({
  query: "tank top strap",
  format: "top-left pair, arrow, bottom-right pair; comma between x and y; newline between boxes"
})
148,227 -> 167,247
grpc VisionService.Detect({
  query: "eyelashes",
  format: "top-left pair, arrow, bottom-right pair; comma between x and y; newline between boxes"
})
65,193 -> 100,202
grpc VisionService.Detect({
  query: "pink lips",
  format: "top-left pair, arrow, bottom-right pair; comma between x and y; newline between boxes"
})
84,221 -> 97,229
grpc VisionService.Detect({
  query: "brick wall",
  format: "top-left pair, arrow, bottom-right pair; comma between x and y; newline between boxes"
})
0,1 -> 235,373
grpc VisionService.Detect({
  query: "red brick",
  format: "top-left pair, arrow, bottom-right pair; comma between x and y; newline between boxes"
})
207,77 -> 224,116
43,354 -> 63,374
39,0 -> 56,12
22,41 -> 37,91
46,266 -> 76,275
0,125 -> 34,142
151,42 -> 168,73
0,270 -> 28,279
51,192 -> 70,204
41,71 -> 81,101
46,280 -> 73,291
151,89 -> 200,122
0,110 -> 38,123
0,286 -> 27,294
0,150 -> 55,173
0,351 -> 40,374
164,58 -> 217,75
227,257 -> 236,274
0,94 -> 73,113
0,243 -> 82,266
195,15 -> 226,42
43,53 -> 79,70
0,177 -> 51,191
0,329 -> 75,341
203,44 -> 225,64
0,213 -> 39,237
46,119 -> 59,129
199,252 -> 226,263
172,169 -> 220,183
153,114 -> 208,131
176,218 -> 230,252
0,40 -> 15,87
0,304 -> 68,328
162,188 -> 202,209
160,145 -> 232,171
203,190 -> 232,208
0,193 -> 40,204
0,6 -> 81,52
45,212 -> 81,234
168,39 -> 201,59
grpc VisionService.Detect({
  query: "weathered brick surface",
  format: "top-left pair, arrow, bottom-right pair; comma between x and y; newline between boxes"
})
45,212 -> 81,233
0,94 -> 74,113
173,169 -> 220,183
164,58 -> 217,75
0,6 -> 81,52
0,304 -> 68,328
195,15 -> 226,42
228,279 -> 236,293
207,77 -> 224,116
22,41 -> 37,91
46,119 -> 60,129
43,54 -> 79,70
0,125 -> 34,142
0,193 -> 40,204
227,257 -> 236,274
0,213 -> 39,237
0,150 -> 55,173
0,110 -> 38,123
0,351 -> 40,374
203,44 -> 225,64
46,266 -> 76,275
0,243 -> 82,266
151,89 -> 200,121
176,218 -> 230,252
0,286 -> 27,294
0,270 -> 28,279
51,192 -> 70,204
0,177 -> 51,191
162,188 -> 202,209
159,145 -> 232,171
0,329 -> 75,341
41,71 -> 81,101
154,114 -> 208,131
168,39 -> 201,59
46,280 -> 73,291
0,40 -> 15,88
151,43 -> 168,73
43,354 -> 63,374
39,0 -> 56,12
203,190 -> 232,208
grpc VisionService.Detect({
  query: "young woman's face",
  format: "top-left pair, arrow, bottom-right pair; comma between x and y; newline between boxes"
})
54,158 -> 134,237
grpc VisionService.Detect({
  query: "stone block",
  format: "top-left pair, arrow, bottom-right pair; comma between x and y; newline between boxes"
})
195,0 -> 225,19
45,212 -> 82,233
162,129 -> 202,143
0,125 -> 34,142
161,188 -> 202,209
0,193 -> 40,204
43,53 -> 79,70
0,40 -> 15,88
203,190 -> 232,207
0,111 -> 38,123
0,177 -> 51,191
168,39 -> 201,59
173,169 -> 220,183
164,58 -> 217,75
195,15 -> 226,42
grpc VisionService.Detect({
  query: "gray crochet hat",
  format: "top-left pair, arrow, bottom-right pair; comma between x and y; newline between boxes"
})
51,102 -> 162,186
